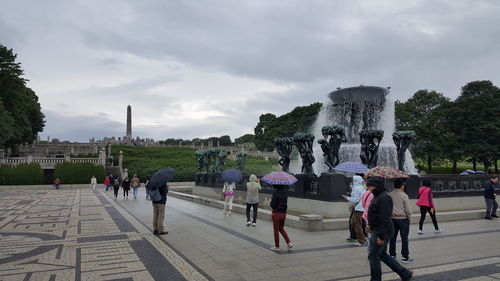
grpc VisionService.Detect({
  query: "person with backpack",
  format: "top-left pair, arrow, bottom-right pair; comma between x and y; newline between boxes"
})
152,183 -> 168,235
113,178 -> 120,199
270,185 -> 293,251
416,180 -> 442,234
131,175 -> 140,199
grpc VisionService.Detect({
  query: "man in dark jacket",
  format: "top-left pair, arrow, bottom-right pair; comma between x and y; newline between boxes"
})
366,177 -> 412,281
484,175 -> 498,220
152,183 -> 168,235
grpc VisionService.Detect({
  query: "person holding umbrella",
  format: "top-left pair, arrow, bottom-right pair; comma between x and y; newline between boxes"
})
148,168 -> 176,235
262,172 -> 296,251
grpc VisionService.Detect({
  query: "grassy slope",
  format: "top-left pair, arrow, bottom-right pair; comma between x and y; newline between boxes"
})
111,145 -> 278,181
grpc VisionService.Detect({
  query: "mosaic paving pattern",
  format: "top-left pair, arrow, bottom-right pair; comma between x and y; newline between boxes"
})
0,188 -> 208,281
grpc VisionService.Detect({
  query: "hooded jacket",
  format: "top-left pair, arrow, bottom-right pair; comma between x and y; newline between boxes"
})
346,175 -> 366,212
484,179 -> 497,199
246,174 -> 262,204
367,178 -> 394,241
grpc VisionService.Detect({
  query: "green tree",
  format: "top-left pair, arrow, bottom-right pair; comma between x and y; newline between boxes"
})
0,44 -> 45,149
235,134 -> 255,145
254,103 -> 322,151
218,135 -> 232,146
453,81 -> 500,172
395,90 -> 451,172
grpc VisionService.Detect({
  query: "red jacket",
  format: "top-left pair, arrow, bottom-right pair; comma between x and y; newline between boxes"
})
416,186 -> 434,208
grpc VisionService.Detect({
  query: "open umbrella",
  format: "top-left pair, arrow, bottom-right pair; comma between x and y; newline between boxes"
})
261,172 -> 298,185
221,169 -> 243,183
334,162 -> 369,174
148,168 -> 177,189
366,166 -> 409,178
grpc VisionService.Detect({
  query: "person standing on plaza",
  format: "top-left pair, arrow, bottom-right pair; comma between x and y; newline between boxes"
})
416,180 -> 442,234
53,178 -> 61,189
108,174 -> 115,192
389,179 -> 413,263
246,174 -> 262,227
104,176 -> 110,191
90,176 -> 97,190
342,175 -> 367,246
270,185 -> 293,251
365,177 -> 413,281
222,181 -> 235,215
131,174 -> 140,199
152,183 -> 168,235
484,175 -> 498,220
122,176 -> 131,199
113,177 -> 120,199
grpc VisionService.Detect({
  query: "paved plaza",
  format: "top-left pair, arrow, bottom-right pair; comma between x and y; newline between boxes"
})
0,186 -> 499,281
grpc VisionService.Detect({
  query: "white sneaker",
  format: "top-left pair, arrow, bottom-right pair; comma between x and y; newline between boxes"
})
434,229 -> 442,234
246,221 -> 251,226
228,211 -> 232,216
287,242 -> 293,249
417,230 -> 424,235
252,222 -> 256,227
270,246 -> 280,251
352,242 -> 363,247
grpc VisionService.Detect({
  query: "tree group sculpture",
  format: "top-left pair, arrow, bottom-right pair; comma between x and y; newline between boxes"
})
274,137 -> 294,173
318,125 -> 347,172
236,151 -> 247,171
359,130 -> 384,168
293,133 -> 315,174
195,148 -> 230,173
392,131 -> 416,171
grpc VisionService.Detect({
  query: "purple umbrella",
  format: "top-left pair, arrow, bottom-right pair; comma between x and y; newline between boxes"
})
334,162 -> 369,174
261,172 -> 298,185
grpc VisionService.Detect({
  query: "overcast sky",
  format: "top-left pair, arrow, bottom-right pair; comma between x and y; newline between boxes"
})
1,0 -> 499,142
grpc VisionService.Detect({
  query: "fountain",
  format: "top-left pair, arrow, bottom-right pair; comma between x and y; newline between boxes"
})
311,86 -> 417,175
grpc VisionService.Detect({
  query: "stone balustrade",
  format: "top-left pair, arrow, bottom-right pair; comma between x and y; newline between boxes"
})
0,156 -> 104,168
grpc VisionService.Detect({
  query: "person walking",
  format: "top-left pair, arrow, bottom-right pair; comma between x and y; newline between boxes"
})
484,175 -> 498,220
90,176 -> 97,190
108,174 -> 115,192
131,174 -> 140,199
53,178 -> 61,189
113,177 -> 120,199
270,185 -> 293,251
389,179 -> 413,263
343,175 -> 367,246
145,176 -> 150,200
416,180 -> 441,234
152,183 -> 168,235
222,181 -> 235,215
104,176 -> 110,191
122,177 -> 131,199
246,174 -> 262,227
365,177 -> 413,281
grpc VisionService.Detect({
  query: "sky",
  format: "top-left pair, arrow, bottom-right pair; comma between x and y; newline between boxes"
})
1,0 -> 499,142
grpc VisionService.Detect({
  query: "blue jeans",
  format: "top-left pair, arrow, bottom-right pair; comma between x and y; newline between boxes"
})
133,188 -> 138,197
485,198 -> 498,218
368,230 -> 410,281
389,219 -> 410,259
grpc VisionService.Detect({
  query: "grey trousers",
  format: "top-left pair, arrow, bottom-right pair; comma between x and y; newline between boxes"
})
485,198 -> 498,218
153,204 -> 166,232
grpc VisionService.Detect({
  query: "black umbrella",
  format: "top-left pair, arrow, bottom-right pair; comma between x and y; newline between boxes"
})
148,168 -> 176,189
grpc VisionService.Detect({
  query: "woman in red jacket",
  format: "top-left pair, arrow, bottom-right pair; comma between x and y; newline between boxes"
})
416,180 -> 442,235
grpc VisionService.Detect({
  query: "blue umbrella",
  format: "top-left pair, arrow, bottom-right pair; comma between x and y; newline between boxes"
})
148,168 -> 176,189
221,169 -> 243,183
334,162 -> 369,174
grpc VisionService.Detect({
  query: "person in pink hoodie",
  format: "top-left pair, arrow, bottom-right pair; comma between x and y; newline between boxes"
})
416,180 -> 442,234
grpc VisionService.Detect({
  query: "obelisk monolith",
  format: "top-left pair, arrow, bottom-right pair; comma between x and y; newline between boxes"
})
126,105 -> 132,138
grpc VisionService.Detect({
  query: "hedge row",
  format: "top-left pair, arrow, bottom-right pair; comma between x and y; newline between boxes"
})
54,163 -> 106,184
0,164 -> 44,185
